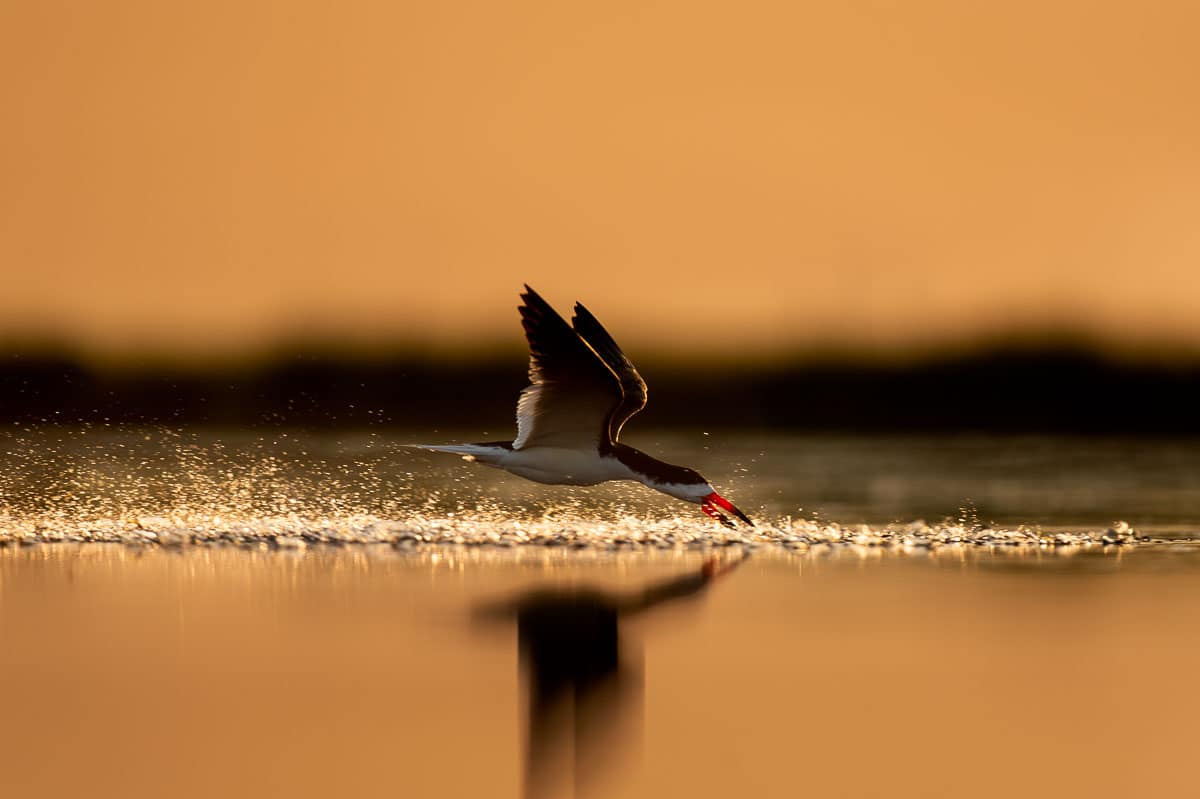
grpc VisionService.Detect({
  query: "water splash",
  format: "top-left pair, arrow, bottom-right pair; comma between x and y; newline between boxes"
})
0,426 -> 1170,550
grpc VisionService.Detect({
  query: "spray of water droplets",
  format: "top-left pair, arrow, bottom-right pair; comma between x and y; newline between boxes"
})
0,427 -> 1156,551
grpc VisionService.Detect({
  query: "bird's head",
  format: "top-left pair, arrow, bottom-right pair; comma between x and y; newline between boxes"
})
616,446 -> 754,526
656,480 -> 753,526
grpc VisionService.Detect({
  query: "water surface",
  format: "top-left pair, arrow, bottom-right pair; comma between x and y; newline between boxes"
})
3,543 -> 1200,798
3,429 -> 1199,797
4,428 -> 1200,536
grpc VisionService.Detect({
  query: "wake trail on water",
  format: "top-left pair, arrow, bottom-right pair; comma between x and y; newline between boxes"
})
0,507 -> 1153,550
0,427 -> 1188,551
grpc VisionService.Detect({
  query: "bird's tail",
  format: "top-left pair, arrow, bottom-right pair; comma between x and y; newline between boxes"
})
402,443 -> 512,466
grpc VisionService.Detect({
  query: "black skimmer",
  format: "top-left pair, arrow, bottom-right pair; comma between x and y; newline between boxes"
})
411,286 -> 753,527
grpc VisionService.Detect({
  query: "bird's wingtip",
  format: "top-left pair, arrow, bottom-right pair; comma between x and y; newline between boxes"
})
519,284 -> 542,308
572,301 -> 600,326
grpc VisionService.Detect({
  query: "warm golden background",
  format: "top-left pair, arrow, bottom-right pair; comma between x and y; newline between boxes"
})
3,0 -> 1198,363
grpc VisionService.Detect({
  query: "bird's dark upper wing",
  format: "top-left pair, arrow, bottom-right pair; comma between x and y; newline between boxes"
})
514,286 -> 621,450
571,302 -> 648,444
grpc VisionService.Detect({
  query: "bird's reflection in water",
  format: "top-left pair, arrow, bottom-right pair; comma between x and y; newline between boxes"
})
477,555 -> 745,798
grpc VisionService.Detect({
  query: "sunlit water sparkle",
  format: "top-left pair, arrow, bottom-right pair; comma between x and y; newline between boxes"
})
3,427 -> 1198,550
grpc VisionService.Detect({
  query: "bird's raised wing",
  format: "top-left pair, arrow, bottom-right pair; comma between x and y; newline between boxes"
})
513,286 -> 622,450
571,302 -> 648,444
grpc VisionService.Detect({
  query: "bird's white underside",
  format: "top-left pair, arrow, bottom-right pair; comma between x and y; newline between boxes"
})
409,444 -> 714,502
491,446 -> 634,486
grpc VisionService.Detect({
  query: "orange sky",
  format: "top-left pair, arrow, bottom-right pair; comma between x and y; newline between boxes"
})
2,0 -> 1199,361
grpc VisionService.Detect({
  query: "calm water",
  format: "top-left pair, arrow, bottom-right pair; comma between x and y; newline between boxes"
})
3,543 -> 1200,798
2,429 -> 1200,797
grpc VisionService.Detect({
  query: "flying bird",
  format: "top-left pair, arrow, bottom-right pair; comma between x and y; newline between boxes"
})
410,286 -> 753,527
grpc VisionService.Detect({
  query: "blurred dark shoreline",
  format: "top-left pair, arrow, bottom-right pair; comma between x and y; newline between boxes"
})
5,347 -> 1200,434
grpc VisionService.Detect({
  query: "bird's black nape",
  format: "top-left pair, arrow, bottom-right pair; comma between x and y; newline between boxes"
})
609,444 -> 707,486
